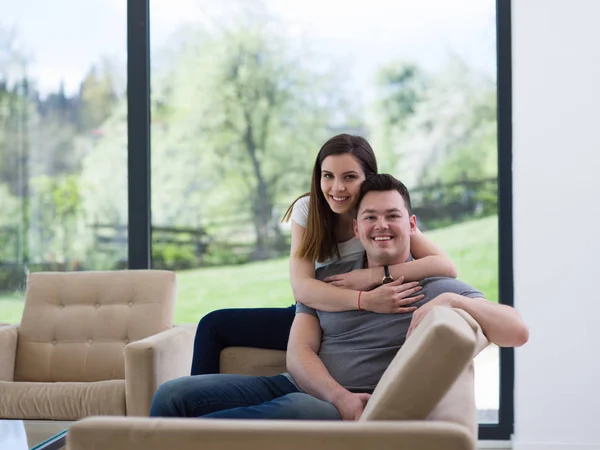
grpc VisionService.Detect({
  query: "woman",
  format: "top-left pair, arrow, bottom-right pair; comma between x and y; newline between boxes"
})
191,134 -> 457,375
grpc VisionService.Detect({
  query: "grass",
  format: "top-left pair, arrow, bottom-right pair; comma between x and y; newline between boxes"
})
0,215 -> 498,325
0,291 -> 29,325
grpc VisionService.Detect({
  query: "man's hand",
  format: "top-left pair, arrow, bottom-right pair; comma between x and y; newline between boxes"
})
407,292 -> 456,337
361,277 -> 424,314
332,391 -> 372,420
323,268 -> 379,291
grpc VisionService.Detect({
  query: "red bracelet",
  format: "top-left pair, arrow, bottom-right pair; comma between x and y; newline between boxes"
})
358,291 -> 364,312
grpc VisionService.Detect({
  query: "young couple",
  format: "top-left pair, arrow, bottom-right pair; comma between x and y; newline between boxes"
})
150,134 -> 529,420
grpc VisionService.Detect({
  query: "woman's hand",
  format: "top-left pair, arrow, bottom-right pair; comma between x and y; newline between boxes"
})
361,277 -> 424,314
323,268 -> 380,291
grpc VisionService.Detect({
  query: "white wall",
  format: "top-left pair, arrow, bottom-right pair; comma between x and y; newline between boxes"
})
512,1 -> 600,449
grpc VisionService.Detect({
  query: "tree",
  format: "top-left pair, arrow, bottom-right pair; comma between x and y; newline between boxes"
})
0,25 -> 30,197
28,174 -> 84,266
374,56 -> 497,188
78,62 -> 118,132
372,62 -> 428,173
377,63 -> 428,128
150,21 -> 345,260
1,25 -> 125,273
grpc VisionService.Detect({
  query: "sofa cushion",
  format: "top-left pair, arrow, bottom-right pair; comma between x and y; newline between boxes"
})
360,306 -> 487,424
0,379 -> 126,420
15,270 -> 176,383
220,347 -> 287,376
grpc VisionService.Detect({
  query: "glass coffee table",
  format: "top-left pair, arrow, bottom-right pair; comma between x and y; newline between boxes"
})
0,420 -> 70,450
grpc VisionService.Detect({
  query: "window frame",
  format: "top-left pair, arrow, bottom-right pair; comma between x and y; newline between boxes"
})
126,0 -> 514,439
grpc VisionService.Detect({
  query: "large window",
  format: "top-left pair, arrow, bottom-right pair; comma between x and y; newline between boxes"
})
0,2 -> 128,321
149,0 -> 501,424
0,0 -> 514,439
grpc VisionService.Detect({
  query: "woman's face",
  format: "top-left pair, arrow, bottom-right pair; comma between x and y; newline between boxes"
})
320,153 -> 366,215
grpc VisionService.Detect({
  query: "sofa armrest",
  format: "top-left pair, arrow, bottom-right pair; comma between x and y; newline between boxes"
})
67,417 -> 474,450
0,325 -> 19,381
124,324 -> 196,416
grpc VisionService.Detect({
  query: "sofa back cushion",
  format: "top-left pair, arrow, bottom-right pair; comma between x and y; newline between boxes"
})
220,348 -> 287,376
15,271 -> 176,383
360,306 -> 489,431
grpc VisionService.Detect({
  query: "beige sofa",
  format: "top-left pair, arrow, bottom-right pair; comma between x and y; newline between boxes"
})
66,306 -> 490,450
0,270 -> 196,421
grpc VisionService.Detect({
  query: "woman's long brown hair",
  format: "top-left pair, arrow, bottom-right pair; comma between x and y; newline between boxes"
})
282,134 -> 378,262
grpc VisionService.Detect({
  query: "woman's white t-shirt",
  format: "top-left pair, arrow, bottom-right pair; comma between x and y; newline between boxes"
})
290,196 -> 364,269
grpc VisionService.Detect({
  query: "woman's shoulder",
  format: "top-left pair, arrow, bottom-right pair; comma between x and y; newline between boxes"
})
315,237 -> 364,269
290,195 -> 310,227
338,236 -> 364,259
295,195 -> 310,209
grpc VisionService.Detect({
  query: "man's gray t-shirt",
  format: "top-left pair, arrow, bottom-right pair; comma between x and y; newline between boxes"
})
286,254 -> 484,393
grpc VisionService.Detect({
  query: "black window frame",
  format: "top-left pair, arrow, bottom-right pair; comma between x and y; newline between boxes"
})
126,0 -> 514,439
127,0 -> 152,269
480,0 -> 514,440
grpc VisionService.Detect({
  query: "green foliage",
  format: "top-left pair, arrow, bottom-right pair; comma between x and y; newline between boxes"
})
473,185 -> 499,217
78,61 -> 118,132
0,80 -> 33,197
373,56 -> 498,191
25,174 -> 88,265
422,87 -> 497,183
201,243 -> 251,267
0,184 -> 20,261
412,177 -> 498,229
376,63 -> 428,128
0,266 -> 22,292
78,104 -> 128,225
152,243 -> 198,270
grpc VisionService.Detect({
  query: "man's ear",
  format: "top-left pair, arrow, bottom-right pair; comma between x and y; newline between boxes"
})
353,219 -> 359,238
409,215 -> 417,234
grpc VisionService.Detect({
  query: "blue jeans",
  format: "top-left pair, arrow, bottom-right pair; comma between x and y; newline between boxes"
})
149,374 -> 341,420
190,306 -> 296,375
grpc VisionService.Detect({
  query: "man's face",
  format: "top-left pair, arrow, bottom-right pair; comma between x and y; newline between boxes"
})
353,190 -> 417,265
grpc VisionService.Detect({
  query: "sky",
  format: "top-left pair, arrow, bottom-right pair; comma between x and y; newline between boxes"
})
0,0 -> 496,97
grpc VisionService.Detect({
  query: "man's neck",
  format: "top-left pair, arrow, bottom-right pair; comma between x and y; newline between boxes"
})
365,251 -> 411,269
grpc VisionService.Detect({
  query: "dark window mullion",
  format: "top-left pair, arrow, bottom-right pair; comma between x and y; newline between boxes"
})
127,0 -> 151,269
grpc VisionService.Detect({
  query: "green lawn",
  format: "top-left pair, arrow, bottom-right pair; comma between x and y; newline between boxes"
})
0,215 -> 498,325
0,292 -> 28,325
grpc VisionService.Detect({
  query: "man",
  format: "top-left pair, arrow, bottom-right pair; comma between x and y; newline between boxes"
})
150,174 -> 529,420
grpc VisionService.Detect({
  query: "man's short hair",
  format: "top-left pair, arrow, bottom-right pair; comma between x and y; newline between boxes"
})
357,174 -> 413,215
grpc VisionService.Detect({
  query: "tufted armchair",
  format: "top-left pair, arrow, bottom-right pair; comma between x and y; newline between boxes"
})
0,270 -> 196,422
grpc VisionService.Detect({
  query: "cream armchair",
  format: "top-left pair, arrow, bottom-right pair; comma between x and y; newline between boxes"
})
0,270 -> 196,421
66,306 -> 490,450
